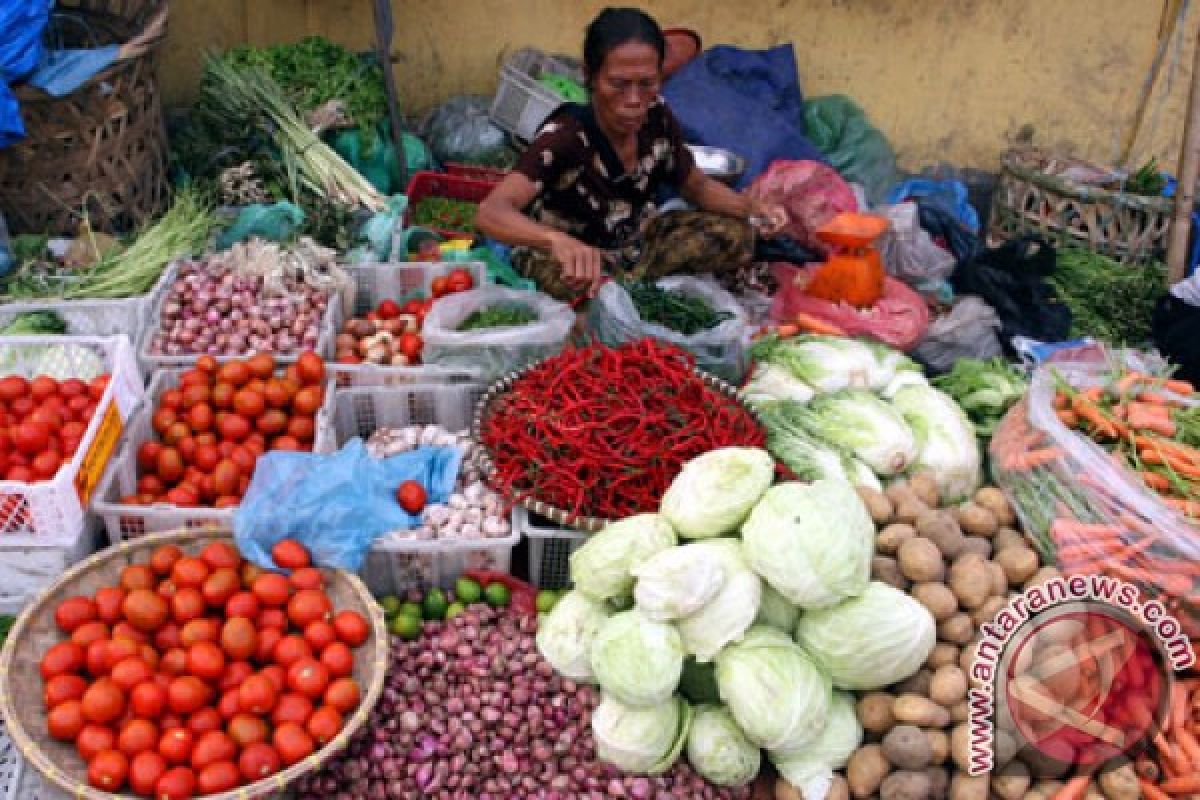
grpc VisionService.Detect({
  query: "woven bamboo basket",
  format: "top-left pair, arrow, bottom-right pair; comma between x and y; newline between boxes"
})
988,148 -> 1174,264
0,0 -> 171,235
0,528 -> 389,800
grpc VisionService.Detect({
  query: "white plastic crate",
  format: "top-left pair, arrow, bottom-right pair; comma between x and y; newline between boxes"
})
0,336 -> 143,544
0,261 -> 177,346
330,261 -> 486,387
316,383 -> 519,594
516,506 -> 588,590
0,521 -> 99,616
489,49 -> 586,142
91,368 -> 334,543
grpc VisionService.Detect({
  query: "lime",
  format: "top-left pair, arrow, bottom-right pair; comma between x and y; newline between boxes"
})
401,601 -> 423,619
455,577 -> 483,605
484,582 -> 511,608
379,595 -> 402,616
389,613 -> 422,640
423,588 -> 449,620
536,590 -> 559,613
445,601 -> 466,620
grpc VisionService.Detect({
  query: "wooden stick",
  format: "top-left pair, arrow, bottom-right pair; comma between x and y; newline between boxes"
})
1120,0 -> 1186,168
1167,20 -> 1200,283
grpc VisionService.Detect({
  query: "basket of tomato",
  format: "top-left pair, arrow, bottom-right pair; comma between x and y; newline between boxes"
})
0,530 -> 387,800
91,352 -> 332,543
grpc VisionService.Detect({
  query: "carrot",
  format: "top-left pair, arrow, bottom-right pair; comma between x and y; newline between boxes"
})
1129,413 -> 1178,438
1143,471 -> 1175,492
1158,774 -> 1200,794
775,323 -> 800,338
1117,371 -> 1149,395
1174,726 -> 1200,769
1131,401 -> 1174,418
1140,450 -> 1200,480
793,313 -> 845,337
1136,435 -> 1200,464
1052,775 -> 1091,800
1012,447 -> 1065,470
1057,409 -> 1080,428
1054,392 -> 1071,410
1142,779 -> 1174,800
1138,391 -> 1176,406
1164,496 -> 1200,517
1084,386 -> 1106,403
1173,683 -> 1191,733
1166,379 -> 1195,396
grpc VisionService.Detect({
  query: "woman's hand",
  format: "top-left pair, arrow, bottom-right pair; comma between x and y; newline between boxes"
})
746,197 -> 789,238
549,231 -> 605,294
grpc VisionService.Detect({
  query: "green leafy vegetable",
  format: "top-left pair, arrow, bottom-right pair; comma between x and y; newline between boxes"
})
412,197 -> 479,233
457,304 -> 538,331
932,357 -> 1027,437
1,311 -> 67,335
0,615 -> 13,646
1049,248 -> 1165,347
625,281 -> 734,335
1126,157 -> 1167,196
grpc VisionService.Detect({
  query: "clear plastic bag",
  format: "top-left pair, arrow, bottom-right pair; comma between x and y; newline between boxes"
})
878,202 -> 956,286
421,286 -> 575,382
234,439 -> 462,573
912,297 -> 1003,373
990,352 -> 1200,638
586,277 -> 749,383
420,95 -> 518,168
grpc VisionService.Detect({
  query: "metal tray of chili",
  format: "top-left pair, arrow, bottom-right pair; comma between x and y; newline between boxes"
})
471,338 -> 765,531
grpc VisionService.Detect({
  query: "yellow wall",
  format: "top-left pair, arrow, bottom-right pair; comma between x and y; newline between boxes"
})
160,0 -> 1196,172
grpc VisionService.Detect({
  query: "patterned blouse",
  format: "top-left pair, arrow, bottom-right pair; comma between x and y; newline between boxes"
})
513,100 -> 696,267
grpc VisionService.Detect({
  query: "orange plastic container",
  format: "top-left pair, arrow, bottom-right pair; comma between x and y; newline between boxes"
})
804,212 -> 889,308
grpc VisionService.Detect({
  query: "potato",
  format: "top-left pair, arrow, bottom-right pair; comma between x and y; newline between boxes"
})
949,553 -> 992,609
996,546 -> 1040,586
895,668 -> 933,697
872,555 -> 910,591
847,744 -> 890,799
881,770 -> 932,800
858,692 -> 897,734
858,487 -> 895,525
959,638 -> 979,674
959,536 -> 993,559
927,767 -> 949,800
974,487 -> 1015,526
950,723 -> 971,771
882,725 -> 933,770
916,510 -> 966,559
1025,781 -> 1064,800
1017,746 -> 1072,779
887,484 -> 929,525
877,523 -> 917,555
951,699 -> 970,722
930,665 -> 968,707
893,694 -> 950,728
775,778 -> 803,800
940,612 -> 975,644
970,595 -> 1009,628
907,472 -> 939,507
886,481 -> 918,508
898,538 -> 945,583
912,583 -> 959,622
988,561 -> 1009,597
925,643 -> 960,670
992,762 -> 1031,800
926,730 -> 949,765
992,527 -> 1026,553
1025,566 -> 1061,589
957,502 -> 999,537
951,773 -> 990,800
1098,762 -> 1139,800
995,729 -> 1019,766
828,774 -> 850,800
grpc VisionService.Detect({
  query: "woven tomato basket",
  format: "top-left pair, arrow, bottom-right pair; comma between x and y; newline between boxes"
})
0,529 -> 388,800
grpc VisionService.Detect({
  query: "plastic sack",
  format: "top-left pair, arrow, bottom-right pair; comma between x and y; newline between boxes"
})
769,263 -> 930,351
586,277 -> 749,383
234,438 -> 462,573
215,202 -> 305,250
27,45 -> 118,96
989,354 -> 1200,638
746,161 -> 858,255
912,296 -> 1003,374
803,95 -> 898,206
878,203 -> 955,286
1153,294 -> 1200,386
0,0 -> 53,146
421,286 -> 574,382
886,178 -> 980,233
332,127 -> 432,196
421,95 -> 517,169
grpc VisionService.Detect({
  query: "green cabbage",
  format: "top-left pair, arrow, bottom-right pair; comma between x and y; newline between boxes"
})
761,401 -> 884,490
631,541 -> 729,621
795,582 -> 937,690
715,626 -> 831,751
686,705 -> 761,787
660,447 -> 774,540
881,369 -> 929,399
590,610 -> 684,707
749,335 -> 876,393
794,389 -> 917,476
863,340 -> 921,392
742,362 -> 815,407
755,584 -> 799,633
675,539 -> 762,662
770,691 -> 863,797
741,481 -> 874,609
569,513 -> 678,601
592,693 -> 692,775
890,385 -> 982,503
535,590 -> 610,683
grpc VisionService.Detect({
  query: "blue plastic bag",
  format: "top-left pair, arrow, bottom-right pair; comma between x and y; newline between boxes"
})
0,0 -> 53,147
215,202 -> 305,250
233,439 -> 462,572
28,45 -> 118,96
885,178 -> 980,233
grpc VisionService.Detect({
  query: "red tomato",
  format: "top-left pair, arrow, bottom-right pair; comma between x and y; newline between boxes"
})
137,474 -> 166,496
87,749 -> 129,792
398,332 -> 422,361
232,388 -> 266,420
154,623 -> 182,653
118,718 -> 160,757
196,761 -> 240,794
186,641 -> 226,682
158,727 -> 194,766
81,679 -> 126,724
217,413 -> 252,442
332,610 -> 370,647
155,766 -> 197,800
131,681 -> 167,719
77,724 -> 116,761
447,268 -> 474,293
211,383 -> 234,410
238,674 -> 277,716
216,690 -> 240,721
4,465 -> 32,482
123,589 -> 169,633
238,741 -> 281,782
171,558 -> 211,591
30,450 -> 62,479
431,276 -> 449,297
40,641 -> 85,680
111,657 -> 154,692
260,665 -> 286,693
307,705 -> 343,746
201,568 -> 240,608
47,699 -> 84,741
167,676 -> 211,716
217,362 -> 251,388
252,574 -> 290,608
94,586 -> 126,624
272,635 -> 311,668
12,420 -> 49,455
295,351 -> 325,386
28,406 -> 63,430
376,299 -> 401,319
220,661 -> 255,693
196,354 -> 218,375
224,591 -> 259,620
171,588 -> 206,625
0,375 -> 27,402
155,447 -> 185,484
292,386 -> 322,416
287,589 -> 331,629
211,459 -> 239,498
44,674 -> 88,709
228,713 -> 269,747
129,750 -> 168,796
186,707 -> 223,736
55,596 -> 98,633
271,539 -> 310,570
289,567 -> 323,591
29,375 -> 58,402
258,608 -> 287,631
88,375 -> 110,401
270,692 -> 312,727
273,722 -> 315,766
395,480 -> 426,513
220,617 -> 257,662
286,658 -> 329,700
302,621 -> 337,653
286,415 -> 315,443
69,620 -> 108,648
160,648 -> 189,677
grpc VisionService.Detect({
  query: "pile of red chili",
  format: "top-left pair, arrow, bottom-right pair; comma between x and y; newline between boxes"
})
479,338 -> 765,522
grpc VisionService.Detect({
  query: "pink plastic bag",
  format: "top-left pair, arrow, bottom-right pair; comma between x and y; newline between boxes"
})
746,160 -> 859,254
768,263 -> 930,351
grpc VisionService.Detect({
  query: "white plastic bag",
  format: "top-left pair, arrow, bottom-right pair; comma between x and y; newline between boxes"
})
587,276 -> 749,382
421,286 -> 574,382
878,202 -> 955,286
913,296 -> 1003,373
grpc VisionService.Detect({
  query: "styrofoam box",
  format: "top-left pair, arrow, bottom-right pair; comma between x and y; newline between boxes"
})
316,383 -> 518,594
91,369 -> 334,543
516,506 -> 587,590
0,521 -> 99,616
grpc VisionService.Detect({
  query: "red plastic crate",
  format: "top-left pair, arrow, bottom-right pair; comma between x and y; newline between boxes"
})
446,163 -> 511,183
404,171 -> 498,239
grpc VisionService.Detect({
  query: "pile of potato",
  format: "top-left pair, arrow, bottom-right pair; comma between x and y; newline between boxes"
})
774,475 -> 1139,800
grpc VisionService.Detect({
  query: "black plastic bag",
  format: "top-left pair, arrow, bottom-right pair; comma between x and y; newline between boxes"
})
917,201 -> 981,266
754,234 -> 819,266
1153,294 -> 1200,385
951,235 -> 1072,351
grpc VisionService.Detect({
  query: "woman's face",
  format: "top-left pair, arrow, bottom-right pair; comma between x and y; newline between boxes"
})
590,41 -> 662,137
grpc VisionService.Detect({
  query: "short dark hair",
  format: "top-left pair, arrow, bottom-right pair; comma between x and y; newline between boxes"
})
583,7 -> 666,78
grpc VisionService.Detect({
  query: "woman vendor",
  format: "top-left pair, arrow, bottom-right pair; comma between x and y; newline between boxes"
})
476,7 -> 787,302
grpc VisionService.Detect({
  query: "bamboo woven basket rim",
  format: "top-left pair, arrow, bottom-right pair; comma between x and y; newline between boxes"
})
470,356 -> 763,533
0,528 -> 389,800
1000,150 -> 1175,213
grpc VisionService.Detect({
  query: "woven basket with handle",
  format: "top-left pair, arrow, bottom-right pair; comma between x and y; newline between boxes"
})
0,0 -> 171,235
0,528 -> 389,800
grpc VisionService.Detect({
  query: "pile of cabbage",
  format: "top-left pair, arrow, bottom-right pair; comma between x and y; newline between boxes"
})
745,334 -> 983,503
535,448 -> 938,798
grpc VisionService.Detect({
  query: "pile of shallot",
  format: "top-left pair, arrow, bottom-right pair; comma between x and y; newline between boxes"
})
146,238 -> 343,358
293,606 -> 753,800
